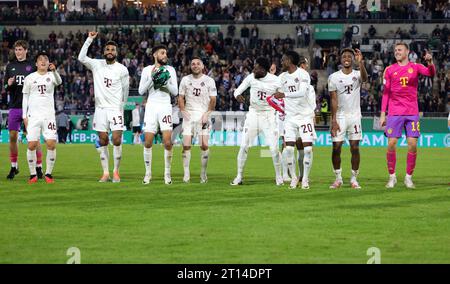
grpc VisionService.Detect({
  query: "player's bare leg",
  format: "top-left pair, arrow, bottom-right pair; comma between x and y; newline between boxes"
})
7,130 -> 20,179
97,132 -> 110,182
44,139 -> 57,183
301,142 -> 314,189
349,140 -> 361,189
142,132 -> 154,184
162,130 -> 173,185
330,141 -> 343,189
36,142 -> 44,179
26,140 -> 39,184
285,141 -> 298,189
404,137 -> 417,189
199,135 -> 210,183
296,138 -> 304,185
280,137 -> 291,182
182,135 -> 192,183
386,138 -> 398,188
111,130 -> 123,183
231,126 -> 256,186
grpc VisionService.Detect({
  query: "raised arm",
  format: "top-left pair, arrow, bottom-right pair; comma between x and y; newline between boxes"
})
77,32 -> 99,71
49,63 -> 62,86
416,51 -> 435,77
355,49 -> 368,82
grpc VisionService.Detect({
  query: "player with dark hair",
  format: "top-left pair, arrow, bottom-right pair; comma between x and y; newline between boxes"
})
178,57 -> 217,183
275,50 -> 317,189
328,48 -> 368,189
78,31 -> 130,183
231,57 -> 284,186
22,51 -> 62,183
139,45 -> 178,185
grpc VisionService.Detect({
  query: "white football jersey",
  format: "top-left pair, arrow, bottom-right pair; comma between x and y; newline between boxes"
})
138,64 -> 178,105
234,73 -> 283,112
78,37 -> 130,110
179,74 -> 217,113
279,67 -> 315,118
328,70 -> 362,118
22,71 -> 62,118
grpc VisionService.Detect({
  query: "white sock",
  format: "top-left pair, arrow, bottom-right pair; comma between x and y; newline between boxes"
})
281,148 -> 289,177
113,145 -> 122,172
271,149 -> 282,178
45,149 -> 56,175
143,147 -> 152,176
297,149 -> 304,177
164,148 -> 173,176
12,162 -> 18,168
201,149 -> 209,177
99,146 -> 109,175
27,149 -> 37,175
183,150 -> 191,176
351,169 -> 359,182
285,146 -> 297,180
302,146 -> 313,183
334,168 -> 342,181
237,146 -> 249,179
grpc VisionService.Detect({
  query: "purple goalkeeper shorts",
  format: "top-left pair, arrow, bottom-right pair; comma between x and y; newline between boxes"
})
8,108 -> 23,131
385,115 -> 421,138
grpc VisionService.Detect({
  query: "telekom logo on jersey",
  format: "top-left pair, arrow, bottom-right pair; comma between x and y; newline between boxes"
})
37,85 -> 46,94
104,78 -> 112,88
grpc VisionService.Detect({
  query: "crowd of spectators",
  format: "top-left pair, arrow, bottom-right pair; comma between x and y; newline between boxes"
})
1,21 -> 448,117
1,25 -> 295,113
0,1 -> 449,24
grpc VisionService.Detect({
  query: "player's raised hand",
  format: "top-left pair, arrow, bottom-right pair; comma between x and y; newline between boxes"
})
354,49 -> 363,64
7,76 -> 15,86
424,52 -> 433,63
330,120 -> 341,137
48,63 -> 56,72
236,95 -> 245,103
88,31 -> 98,39
270,63 -> 277,75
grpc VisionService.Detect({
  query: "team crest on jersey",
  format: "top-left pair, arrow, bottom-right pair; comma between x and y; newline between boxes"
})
294,78 -> 299,83
46,77 -> 51,82
408,68 -> 414,74
352,77 -> 357,81
339,80 -> 343,83
26,66 -> 32,72
387,128 -> 393,134
201,82 -> 205,87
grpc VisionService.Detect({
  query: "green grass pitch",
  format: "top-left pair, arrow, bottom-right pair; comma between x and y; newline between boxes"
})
0,144 -> 449,263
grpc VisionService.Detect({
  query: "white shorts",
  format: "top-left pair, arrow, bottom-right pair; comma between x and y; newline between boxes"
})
332,116 -> 362,142
26,115 -> 57,142
241,109 -> 278,149
182,111 -> 211,137
143,103 -> 173,133
93,107 -> 125,132
284,116 -> 317,143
